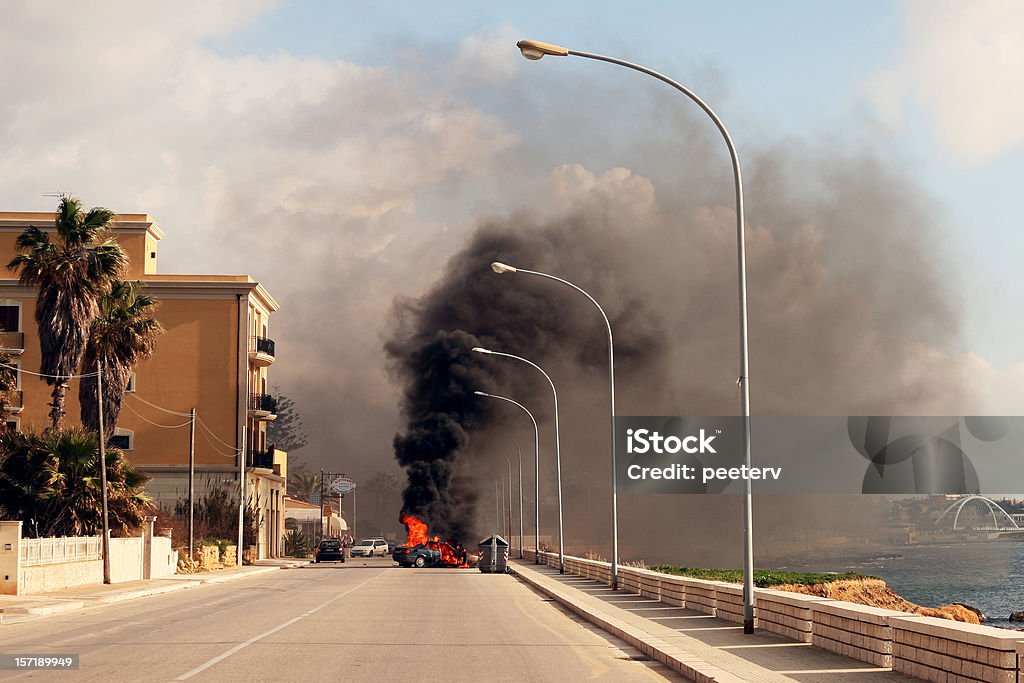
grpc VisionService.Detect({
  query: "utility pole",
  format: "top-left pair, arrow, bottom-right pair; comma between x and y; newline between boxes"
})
188,408 -> 196,559
319,469 -> 325,545
97,357 -> 111,585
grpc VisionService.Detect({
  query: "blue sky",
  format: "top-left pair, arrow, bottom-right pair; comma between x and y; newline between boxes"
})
2,1 -> 1023,463
207,0 -> 1022,367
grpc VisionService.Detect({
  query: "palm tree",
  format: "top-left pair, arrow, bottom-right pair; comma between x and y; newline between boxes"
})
288,468 -> 320,503
6,197 -> 128,430
79,280 -> 163,437
0,428 -> 153,537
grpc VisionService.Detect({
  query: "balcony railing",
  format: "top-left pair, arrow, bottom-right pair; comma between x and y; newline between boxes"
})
248,393 -> 278,415
0,331 -> 24,353
247,447 -> 276,469
249,336 -> 276,367
253,337 -> 275,357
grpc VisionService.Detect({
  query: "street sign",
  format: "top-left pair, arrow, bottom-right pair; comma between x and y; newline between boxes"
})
330,477 -> 356,495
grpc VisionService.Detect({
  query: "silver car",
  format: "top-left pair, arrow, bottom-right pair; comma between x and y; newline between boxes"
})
350,538 -> 390,557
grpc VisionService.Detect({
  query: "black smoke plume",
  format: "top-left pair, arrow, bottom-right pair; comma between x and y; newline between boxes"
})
386,221 -> 668,544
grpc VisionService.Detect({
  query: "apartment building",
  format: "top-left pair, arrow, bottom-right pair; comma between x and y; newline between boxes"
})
0,212 -> 287,560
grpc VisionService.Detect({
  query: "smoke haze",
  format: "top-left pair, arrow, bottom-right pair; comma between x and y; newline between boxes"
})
0,9 -> 994,561
385,149 -> 977,557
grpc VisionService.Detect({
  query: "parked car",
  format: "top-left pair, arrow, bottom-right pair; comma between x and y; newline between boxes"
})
314,539 -> 345,563
392,543 -> 441,568
351,538 -> 390,557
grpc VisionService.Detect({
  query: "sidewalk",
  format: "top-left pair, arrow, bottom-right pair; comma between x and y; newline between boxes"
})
511,560 -> 918,683
0,559 -> 308,624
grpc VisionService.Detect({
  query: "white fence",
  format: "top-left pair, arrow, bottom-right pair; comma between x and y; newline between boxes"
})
1,520 -> 177,595
20,536 -> 102,566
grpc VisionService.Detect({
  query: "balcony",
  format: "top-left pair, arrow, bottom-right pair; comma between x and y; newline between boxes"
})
248,336 -> 276,367
1,389 -> 23,414
248,393 -> 278,421
247,447 -> 276,469
0,331 -> 24,355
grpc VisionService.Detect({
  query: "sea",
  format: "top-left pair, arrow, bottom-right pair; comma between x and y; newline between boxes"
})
781,541 -> 1024,630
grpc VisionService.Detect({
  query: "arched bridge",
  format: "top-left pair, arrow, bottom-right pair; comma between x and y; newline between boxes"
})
935,495 -> 1021,532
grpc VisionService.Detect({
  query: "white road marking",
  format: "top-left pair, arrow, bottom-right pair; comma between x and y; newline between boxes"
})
172,572 -> 381,681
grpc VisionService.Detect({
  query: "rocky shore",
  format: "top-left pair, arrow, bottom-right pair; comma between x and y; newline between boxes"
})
774,577 -> 982,624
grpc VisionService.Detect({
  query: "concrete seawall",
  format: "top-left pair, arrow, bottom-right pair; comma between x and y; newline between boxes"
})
522,549 -> 1024,683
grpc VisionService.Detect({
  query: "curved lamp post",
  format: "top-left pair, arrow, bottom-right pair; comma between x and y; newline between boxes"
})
503,454 -> 513,542
474,390 -> 542,563
515,39 -> 755,633
474,346 -> 565,574
488,264 -> 616,587
513,439 -> 524,558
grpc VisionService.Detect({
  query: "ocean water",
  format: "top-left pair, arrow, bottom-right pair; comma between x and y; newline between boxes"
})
790,541 -> 1024,629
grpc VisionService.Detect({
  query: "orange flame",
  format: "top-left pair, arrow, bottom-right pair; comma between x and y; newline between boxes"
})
400,514 -> 469,568
401,514 -> 428,547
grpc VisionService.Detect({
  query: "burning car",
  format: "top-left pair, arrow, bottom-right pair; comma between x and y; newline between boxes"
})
394,514 -> 470,568
392,543 -> 440,568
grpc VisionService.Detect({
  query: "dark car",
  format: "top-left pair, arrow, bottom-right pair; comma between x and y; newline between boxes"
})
314,539 -> 345,563
392,543 -> 440,568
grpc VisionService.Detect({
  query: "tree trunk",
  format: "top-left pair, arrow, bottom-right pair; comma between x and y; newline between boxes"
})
48,381 -> 68,431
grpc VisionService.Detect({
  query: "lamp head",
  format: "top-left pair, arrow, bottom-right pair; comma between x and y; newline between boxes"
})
517,39 -> 569,61
491,261 -> 517,274
471,347 -> 492,354
473,390 -> 488,397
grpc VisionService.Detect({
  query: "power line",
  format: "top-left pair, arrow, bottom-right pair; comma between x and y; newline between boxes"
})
195,415 -> 243,453
195,422 -> 242,459
122,401 -> 193,429
126,392 -> 192,417
126,393 -> 239,458
0,360 -> 99,380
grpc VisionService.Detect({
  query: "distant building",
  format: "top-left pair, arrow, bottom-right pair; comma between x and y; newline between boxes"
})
286,497 -> 347,539
0,212 -> 286,559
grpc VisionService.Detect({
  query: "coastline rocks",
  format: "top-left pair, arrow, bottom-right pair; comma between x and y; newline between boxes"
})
950,603 -> 988,622
1009,611 -> 1024,622
774,578 -> 982,624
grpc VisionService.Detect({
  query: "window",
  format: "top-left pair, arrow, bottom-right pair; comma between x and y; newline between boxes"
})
3,419 -> 18,433
125,372 -> 136,393
0,303 -> 20,332
110,428 -> 134,450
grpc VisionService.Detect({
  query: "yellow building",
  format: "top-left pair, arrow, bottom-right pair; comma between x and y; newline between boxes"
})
0,212 -> 287,560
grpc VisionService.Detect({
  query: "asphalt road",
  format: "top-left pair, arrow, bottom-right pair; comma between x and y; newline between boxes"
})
0,558 -> 680,682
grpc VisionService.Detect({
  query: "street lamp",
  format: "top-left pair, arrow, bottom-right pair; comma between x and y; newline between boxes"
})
515,39 -> 756,633
487,265 -> 618,586
513,439 -> 524,558
474,346 -> 565,574
473,390 -> 542,563
504,455 -> 513,543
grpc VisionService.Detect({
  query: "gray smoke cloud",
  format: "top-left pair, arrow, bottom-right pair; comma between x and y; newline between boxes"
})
384,142 -> 977,560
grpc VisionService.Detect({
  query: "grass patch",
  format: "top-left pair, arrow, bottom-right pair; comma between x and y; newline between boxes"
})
649,566 -> 874,588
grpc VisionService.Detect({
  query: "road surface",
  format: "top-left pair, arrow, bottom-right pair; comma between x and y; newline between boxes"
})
0,558 -> 680,682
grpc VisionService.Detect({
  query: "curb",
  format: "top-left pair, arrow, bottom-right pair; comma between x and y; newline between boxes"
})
0,565 -> 289,622
1,600 -> 86,616
511,565 -> 740,683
